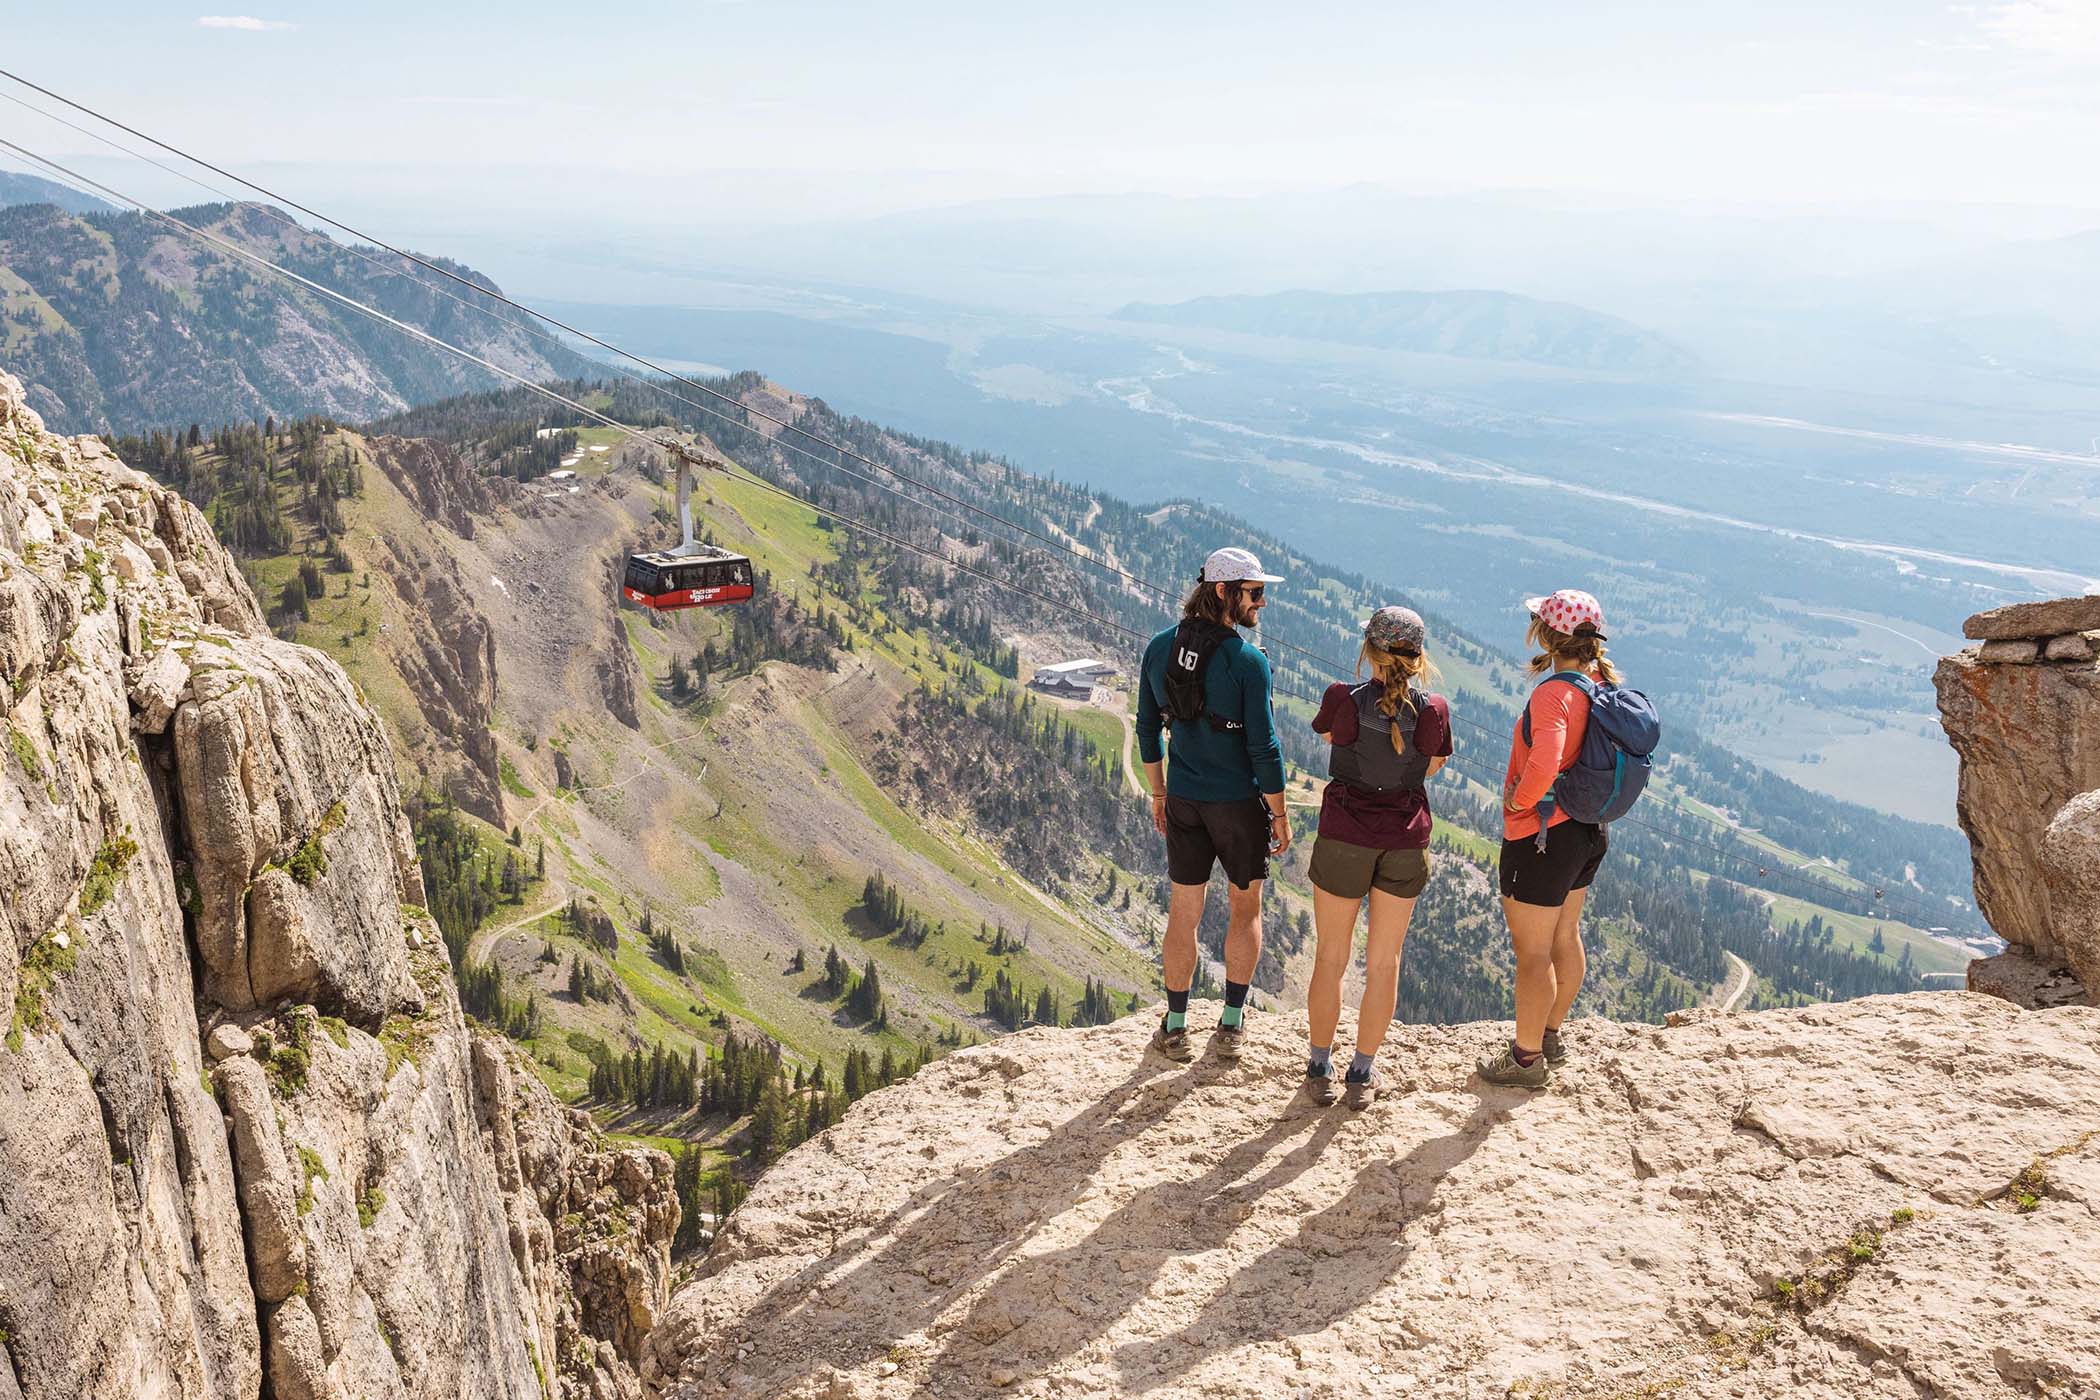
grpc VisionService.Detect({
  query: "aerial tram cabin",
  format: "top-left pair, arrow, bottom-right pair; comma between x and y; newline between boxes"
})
622,446 -> 754,611
622,549 -> 752,610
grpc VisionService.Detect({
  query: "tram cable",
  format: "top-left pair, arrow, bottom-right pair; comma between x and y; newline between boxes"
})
0,132 -> 1958,935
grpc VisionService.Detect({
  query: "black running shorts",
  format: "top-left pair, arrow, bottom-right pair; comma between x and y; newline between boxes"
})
1164,794 -> 1271,890
1498,821 -> 1608,908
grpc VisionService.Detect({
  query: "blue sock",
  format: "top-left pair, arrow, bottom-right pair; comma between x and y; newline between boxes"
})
1221,980 -> 1249,1028
1346,1052 -> 1375,1082
1307,1044 -> 1332,1076
1165,1010 -> 1187,1032
1219,1004 -> 1243,1029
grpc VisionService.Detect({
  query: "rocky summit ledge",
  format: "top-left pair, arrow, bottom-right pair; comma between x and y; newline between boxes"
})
644,995 -> 2100,1400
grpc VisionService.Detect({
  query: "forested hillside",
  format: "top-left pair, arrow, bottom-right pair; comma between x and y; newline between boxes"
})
0,200 -> 589,432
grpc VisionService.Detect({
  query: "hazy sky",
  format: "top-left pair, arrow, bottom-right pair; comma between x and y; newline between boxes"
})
7,1 -> 2100,220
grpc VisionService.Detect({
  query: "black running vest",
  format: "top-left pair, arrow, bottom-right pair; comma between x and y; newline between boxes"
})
1326,682 -> 1432,793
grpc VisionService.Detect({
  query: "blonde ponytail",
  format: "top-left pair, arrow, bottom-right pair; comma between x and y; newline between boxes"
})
1526,616 -> 1623,686
1357,641 -> 1443,755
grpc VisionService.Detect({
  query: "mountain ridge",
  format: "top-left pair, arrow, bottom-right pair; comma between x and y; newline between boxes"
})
0,199 -> 592,432
0,169 -> 115,216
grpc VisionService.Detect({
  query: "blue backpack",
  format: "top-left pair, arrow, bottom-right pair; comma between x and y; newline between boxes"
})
1522,671 -> 1661,848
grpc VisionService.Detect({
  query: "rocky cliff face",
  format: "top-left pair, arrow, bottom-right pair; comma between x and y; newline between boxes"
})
1935,595 -> 2100,1004
0,369 -> 674,1399
363,437 -> 507,822
644,999 -> 2100,1400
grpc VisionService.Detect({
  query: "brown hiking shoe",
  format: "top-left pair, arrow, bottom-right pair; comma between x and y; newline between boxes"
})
1542,1027 -> 1569,1067
1476,1042 -> 1550,1089
1302,1065 -> 1339,1106
1212,1018 -> 1245,1062
1150,1017 -> 1194,1063
1343,1070 -> 1378,1111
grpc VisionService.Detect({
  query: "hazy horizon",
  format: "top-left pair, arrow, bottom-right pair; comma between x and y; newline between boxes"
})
9,1 -> 2100,221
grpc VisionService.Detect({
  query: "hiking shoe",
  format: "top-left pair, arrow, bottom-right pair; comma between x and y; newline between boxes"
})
1301,1064 -> 1339,1107
1542,1027 -> 1569,1067
1212,1019 -> 1245,1062
1476,1043 -> 1550,1089
1343,1069 -> 1378,1112
1150,1017 -> 1194,1063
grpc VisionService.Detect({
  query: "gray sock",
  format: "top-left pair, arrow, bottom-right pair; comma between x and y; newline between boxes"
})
1307,1045 -> 1333,1076
1346,1052 -> 1375,1082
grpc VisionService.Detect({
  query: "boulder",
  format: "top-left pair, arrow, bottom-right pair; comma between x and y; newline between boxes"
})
1935,646 -> 2100,961
125,644 -> 190,734
206,1021 -> 254,1061
1964,594 -> 2100,641
2040,790 -> 2100,994
1967,947 -> 2090,1010
1978,638 -> 2039,664
2044,631 -> 2100,663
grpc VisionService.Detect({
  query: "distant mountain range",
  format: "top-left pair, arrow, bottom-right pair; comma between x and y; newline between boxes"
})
0,170 -> 116,216
1113,288 -> 1696,374
0,200 -> 590,432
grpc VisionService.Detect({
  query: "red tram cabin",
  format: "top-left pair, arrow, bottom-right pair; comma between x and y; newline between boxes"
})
621,548 -> 755,611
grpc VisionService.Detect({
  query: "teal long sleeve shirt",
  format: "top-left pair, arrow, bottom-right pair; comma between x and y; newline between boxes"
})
1134,623 -> 1286,801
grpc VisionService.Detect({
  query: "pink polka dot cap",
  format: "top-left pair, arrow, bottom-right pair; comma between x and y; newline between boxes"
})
1523,589 -> 1608,640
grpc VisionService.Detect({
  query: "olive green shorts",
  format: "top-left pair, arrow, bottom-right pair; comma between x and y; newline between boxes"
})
1308,836 -> 1432,900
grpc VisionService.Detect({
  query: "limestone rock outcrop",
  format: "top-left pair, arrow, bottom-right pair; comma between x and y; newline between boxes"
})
644,999 -> 2100,1400
1935,598 -> 2100,999
0,368 -> 674,1399
370,532 -> 504,824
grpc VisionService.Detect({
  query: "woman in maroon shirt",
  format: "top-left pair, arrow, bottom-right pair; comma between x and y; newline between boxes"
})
1302,606 -> 1452,1109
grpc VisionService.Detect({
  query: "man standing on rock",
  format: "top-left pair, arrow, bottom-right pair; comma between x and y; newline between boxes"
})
1135,546 -> 1290,1063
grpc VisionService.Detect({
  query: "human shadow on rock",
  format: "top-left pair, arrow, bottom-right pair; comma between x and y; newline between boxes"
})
1106,1095 -> 1504,1391
710,1054 -> 1204,1394
926,1085 -> 1349,1386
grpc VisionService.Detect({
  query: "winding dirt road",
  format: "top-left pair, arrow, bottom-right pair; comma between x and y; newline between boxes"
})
1716,950 -> 1754,1014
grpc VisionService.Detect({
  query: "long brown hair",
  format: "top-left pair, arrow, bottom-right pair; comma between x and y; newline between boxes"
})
1181,579 -> 1246,627
1526,616 -> 1623,686
1357,641 -> 1442,754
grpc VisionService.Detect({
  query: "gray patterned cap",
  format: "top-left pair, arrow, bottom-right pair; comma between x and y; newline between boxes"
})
1363,605 -> 1426,654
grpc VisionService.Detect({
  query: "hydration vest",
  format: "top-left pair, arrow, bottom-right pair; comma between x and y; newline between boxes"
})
1327,682 -> 1433,793
1162,619 -> 1241,732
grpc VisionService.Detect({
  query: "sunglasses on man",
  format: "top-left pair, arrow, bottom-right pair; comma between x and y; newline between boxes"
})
1233,584 -> 1265,601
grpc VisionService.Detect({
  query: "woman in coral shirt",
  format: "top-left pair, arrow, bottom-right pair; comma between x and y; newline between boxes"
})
1478,589 -> 1622,1089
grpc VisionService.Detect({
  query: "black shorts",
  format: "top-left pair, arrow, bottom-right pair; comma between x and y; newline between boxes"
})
1165,794 -> 1271,890
1499,822 -> 1608,908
